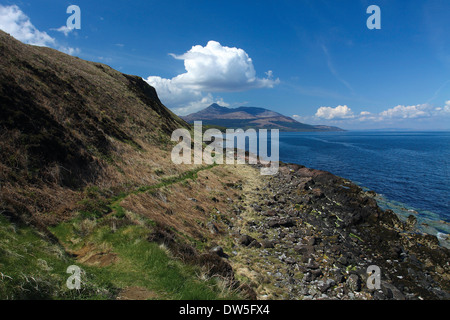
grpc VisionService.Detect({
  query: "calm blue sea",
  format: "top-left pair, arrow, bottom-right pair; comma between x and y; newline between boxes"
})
277,131 -> 450,236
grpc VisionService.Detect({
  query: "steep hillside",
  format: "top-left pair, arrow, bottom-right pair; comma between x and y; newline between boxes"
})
182,103 -> 344,132
0,30 -> 191,227
0,31 -> 253,299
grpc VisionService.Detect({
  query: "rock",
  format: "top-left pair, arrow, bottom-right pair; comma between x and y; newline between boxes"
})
267,218 -> 296,228
365,197 -> 378,208
287,163 -> 304,171
389,246 -> 402,258
210,246 -> 227,258
308,285 -> 321,297
303,236 -> 317,246
285,257 -> 296,264
310,269 -> 323,280
318,279 -> 335,293
294,244 -> 315,256
372,290 -> 387,300
337,256 -> 348,266
366,190 -> 377,197
312,188 -> 324,198
231,161 -> 450,300
249,240 -> 262,248
261,239 -> 275,249
405,215 -> 417,230
206,222 -> 219,234
380,281 -> 405,300
335,273 -> 346,284
381,209 -> 404,229
346,274 -> 361,292
239,235 -> 256,247
435,265 -> 444,274
419,234 -> 440,249
306,260 -> 320,270
303,272 -> 313,282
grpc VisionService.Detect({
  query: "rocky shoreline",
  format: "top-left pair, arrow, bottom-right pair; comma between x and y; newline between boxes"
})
224,162 -> 450,300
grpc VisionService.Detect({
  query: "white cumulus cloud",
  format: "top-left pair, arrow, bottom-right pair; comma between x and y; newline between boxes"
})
379,104 -> 430,119
0,5 -> 54,46
145,41 -> 279,115
315,105 -> 355,120
305,100 -> 450,128
0,5 -> 79,55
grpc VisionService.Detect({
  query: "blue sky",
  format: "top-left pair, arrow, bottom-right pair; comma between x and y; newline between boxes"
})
0,0 -> 449,130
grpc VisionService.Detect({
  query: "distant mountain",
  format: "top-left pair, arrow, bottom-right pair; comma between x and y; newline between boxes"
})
182,104 -> 344,132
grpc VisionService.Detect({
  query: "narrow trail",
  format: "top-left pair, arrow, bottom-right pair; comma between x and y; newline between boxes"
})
108,164 -> 217,217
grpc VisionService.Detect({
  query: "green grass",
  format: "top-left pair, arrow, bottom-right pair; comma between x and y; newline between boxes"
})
349,233 -> 364,242
134,163 -> 216,194
1,163 -> 239,300
0,215 -> 116,300
97,226 -> 235,299
50,221 -> 240,300
0,214 -> 240,300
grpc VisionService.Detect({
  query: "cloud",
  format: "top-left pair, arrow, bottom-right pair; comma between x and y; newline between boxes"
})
315,105 -> 355,120
59,46 -> 80,56
0,5 -> 79,55
305,101 -> 450,127
0,5 -> 55,46
167,40 -> 279,92
145,41 -> 279,115
173,94 -> 230,116
443,100 -> 450,113
51,25 -> 74,37
379,104 -> 431,119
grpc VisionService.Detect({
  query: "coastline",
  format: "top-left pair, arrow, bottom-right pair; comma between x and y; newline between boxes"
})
372,192 -> 450,249
343,181 -> 450,249
233,132 -> 450,250
276,130 -> 450,227
226,160 -> 450,299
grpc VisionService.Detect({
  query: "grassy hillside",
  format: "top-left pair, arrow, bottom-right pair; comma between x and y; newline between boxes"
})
0,30 -> 255,300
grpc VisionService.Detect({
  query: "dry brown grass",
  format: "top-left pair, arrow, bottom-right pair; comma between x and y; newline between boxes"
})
120,165 -> 246,240
0,30 -> 192,229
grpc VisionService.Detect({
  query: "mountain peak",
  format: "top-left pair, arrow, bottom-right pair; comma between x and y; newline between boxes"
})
182,104 -> 344,132
208,103 -> 225,109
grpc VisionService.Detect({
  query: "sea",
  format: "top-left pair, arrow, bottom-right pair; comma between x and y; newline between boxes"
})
276,131 -> 450,246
